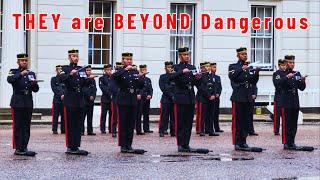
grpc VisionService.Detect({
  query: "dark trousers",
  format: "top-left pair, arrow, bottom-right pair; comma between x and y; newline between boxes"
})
52,103 -> 65,133
135,99 -> 151,132
82,104 -> 94,133
232,102 -> 249,145
213,99 -> 221,131
64,107 -> 82,148
281,107 -> 299,145
11,108 -> 32,150
118,105 -> 137,148
174,103 -> 195,147
200,102 -> 214,134
159,103 -> 175,134
273,101 -> 281,134
248,102 -> 255,133
100,102 -> 112,133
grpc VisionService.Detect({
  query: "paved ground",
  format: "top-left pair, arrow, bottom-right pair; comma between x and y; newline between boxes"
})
0,122 -> 319,180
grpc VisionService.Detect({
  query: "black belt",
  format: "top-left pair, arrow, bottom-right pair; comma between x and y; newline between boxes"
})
14,90 -> 31,95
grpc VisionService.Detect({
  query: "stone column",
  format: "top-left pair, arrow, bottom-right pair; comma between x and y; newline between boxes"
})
0,0 -> 25,107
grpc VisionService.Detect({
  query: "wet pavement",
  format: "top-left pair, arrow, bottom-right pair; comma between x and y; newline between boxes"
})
0,122 -> 319,179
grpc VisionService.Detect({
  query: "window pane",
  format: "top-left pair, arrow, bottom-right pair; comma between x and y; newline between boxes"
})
88,34 -> 93,49
256,49 -> 263,63
257,8 -> 264,19
186,5 -> 193,16
177,5 -> 184,15
94,34 -> 101,49
264,38 -> 271,49
170,5 -> 176,13
251,49 -> 255,62
89,2 -> 93,15
94,50 -> 101,64
103,18 -> 111,33
102,35 -> 110,49
103,3 -> 111,17
264,50 -> 271,64
95,3 -> 102,17
256,38 -> 263,49
102,50 -> 110,64
265,8 -> 272,17
170,37 -> 175,51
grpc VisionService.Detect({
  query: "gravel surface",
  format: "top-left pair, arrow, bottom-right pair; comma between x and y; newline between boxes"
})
0,122 -> 319,180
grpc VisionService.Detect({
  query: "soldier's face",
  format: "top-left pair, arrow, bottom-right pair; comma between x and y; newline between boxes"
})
69,54 -> 79,64
123,58 -> 132,66
204,65 -> 211,72
86,68 -> 92,76
140,68 -> 147,74
17,59 -> 28,69
287,61 -> 295,70
165,66 -> 173,73
279,64 -> 286,71
104,68 -> 112,75
179,52 -> 190,62
211,65 -> 217,73
237,52 -> 247,61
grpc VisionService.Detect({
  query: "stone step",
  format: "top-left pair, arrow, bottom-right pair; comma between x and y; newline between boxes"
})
0,113 -> 42,120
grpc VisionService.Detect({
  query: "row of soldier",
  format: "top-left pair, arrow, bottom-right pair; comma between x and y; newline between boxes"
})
7,47 -> 314,156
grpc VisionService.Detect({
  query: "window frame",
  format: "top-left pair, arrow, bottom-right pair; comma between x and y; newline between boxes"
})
88,0 -> 113,68
250,5 -> 275,71
170,3 -> 196,65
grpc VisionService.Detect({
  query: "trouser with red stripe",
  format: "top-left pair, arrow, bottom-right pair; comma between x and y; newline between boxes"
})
200,102 -> 215,134
64,107 -> 82,148
213,98 -> 221,131
281,107 -> 299,145
232,102 -> 249,145
273,101 -> 281,134
247,102 -> 255,133
52,103 -> 65,133
81,104 -> 94,133
118,105 -> 137,147
174,103 -> 195,147
159,103 -> 175,134
100,102 -> 112,133
11,107 -> 32,150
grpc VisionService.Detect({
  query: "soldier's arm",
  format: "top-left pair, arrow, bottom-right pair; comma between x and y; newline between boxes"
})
91,80 -> 97,99
217,77 -> 222,95
169,66 -> 183,81
109,77 -> 118,95
228,64 -> 246,83
253,85 -> 258,96
148,78 -> 153,96
112,68 -> 126,80
273,71 -> 288,87
51,77 -> 63,96
57,66 -> 71,82
99,77 -> 109,94
7,69 -> 22,84
296,72 -> 306,91
30,73 -> 40,92
159,75 -> 173,97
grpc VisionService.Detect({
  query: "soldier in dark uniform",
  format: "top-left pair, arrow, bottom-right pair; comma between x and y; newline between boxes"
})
82,65 -> 97,136
195,63 -> 207,134
246,60 -> 259,136
228,47 -> 262,152
170,47 -> 209,153
197,62 -> 219,137
7,53 -> 39,156
112,52 -> 146,154
275,55 -> 313,151
158,61 -> 175,137
272,59 -> 286,136
136,65 -> 153,134
210,62 -> 224,133
59,49 -> 93,155
99,64 -> 113,135
51,65 -> 65,134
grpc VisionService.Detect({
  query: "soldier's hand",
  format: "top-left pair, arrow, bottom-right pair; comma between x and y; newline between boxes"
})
252,95 -> 257,100
146,95 -> 152,100
301,76 -> 307,81
242,65 -> 249,71
209,95 -> 215,100
61,95 -> 64,100
287,73 -> 294,78
90,96 -> 94,101
70,69 -> 78,76
216,94 -> 220,98
182,68 -> 190,74
137,95 -> 142,100
125,65 -> 133,70
21,70 -> 29,76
